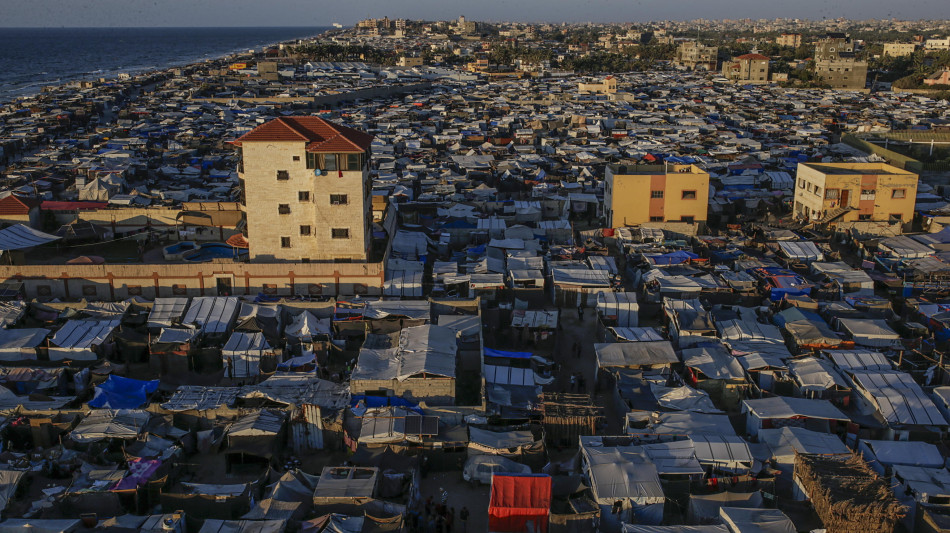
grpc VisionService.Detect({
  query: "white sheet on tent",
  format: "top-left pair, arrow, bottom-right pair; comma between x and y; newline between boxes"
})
825,350 -> 891,371
182,297 -> 238,335
49,319 -> 120,361
719,507 -> 795,533
352,325 -> 457,381
284,311 -> 330,339
384,270 -> 423,297
610,327 -> 664,342
648,412 -> 737,437
787,357 -> 848,393
484,365 -> 549,387
595,341 -> 678,368
0,224 -> 60,252
716,320 -> 783,343
859,439 -> 945,470
759,427 -> 850,463
581,445 -> 665,505
682,344 -> 745,381
849,370 -> 948,427
363,300 -> 430,320
223,331 -> 272,378
837,318 -> 901,348
597,292 -> 639,327
157,327 -> 198,345
689,435 -> 753,473
879,235 -> 934,259
69,409 -> 150,443
649,384 -> 722,413
777,241 -> 824,262
0,328 -> 48,361
551,268 -> 611,286
147,297 -> 189,329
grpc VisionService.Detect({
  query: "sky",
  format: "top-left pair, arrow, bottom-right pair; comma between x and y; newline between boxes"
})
4,0 -> 950,27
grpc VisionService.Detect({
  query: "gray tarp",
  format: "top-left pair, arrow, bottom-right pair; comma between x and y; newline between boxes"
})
681,344 -> 745,381
0,470 -> 24,513
49,319 -> 120,361
468,427 -> 536,450
0,328 -> 48,361
0,224 -> 60,252
849,370 -> 948,427
199,519 -> 286,533
147,297 -> 190,329
687,492 -> 763,525
70,409 -> 150,443
837,318 -> 901,348
719,508 -> 795,533
183,297 -> 239,335
352,325 -> 456,381
595,341 -> 678,368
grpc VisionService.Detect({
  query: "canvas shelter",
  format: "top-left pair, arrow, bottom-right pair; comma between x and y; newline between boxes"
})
718,507 -> 795,533
69,409 -> 151,444
579,437 -> 665,526
48,319 -> 120,361
836,319 -> 901,348
223,331 -> 275,378
182,296 -> 239,336
146,297 -> 189,329
597,292 -> 639,327
741,396 -> 850,438
0,328 -> 48,362
226,409 -> 285,460
488,474 -> 551,533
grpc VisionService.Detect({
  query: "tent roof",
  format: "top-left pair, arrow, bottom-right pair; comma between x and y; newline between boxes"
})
0,224 -> 59,252
595,341 -> 678,368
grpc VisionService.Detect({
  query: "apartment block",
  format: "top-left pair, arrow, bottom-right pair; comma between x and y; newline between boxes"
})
723,53 -> 770,84
793,162 -> 918,225
605,164 -> 710,228
674,41 -> 719,71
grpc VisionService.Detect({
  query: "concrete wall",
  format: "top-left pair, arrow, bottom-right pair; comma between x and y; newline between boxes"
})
351,377 -> 456,406
794,162 -> 918,223
606,164 -> 709,227
0,260 -> 385,300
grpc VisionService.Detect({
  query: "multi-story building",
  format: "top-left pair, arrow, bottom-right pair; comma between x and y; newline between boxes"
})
814,35 -> 868,90
674,41 -> 719,71
605,164 -> 710,228
722,53 -> 770,84
925,37 -> 950,51
234,117 -> 374,263
776,33 -> 802,48
883,42 -> 917,57
793,162 -> 918,225
577,76 -> 618,94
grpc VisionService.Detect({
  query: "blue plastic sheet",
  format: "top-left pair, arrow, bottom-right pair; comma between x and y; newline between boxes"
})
484,348 -> 533,359
89,375 -> 159,409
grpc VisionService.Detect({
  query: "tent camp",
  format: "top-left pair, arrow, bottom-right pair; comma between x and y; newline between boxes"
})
488,474 -> 551,533
285,311 -> 330,340
597,292 -> 639,327
719,507 -> 795,533
147,297 -> 189,330
580,437 -> 665,527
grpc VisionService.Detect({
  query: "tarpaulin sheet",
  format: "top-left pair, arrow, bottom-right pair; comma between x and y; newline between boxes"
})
113,458 -> 161,491
88,375 -> 159,409
485,348 -> 533,359
489,474 -> 551,533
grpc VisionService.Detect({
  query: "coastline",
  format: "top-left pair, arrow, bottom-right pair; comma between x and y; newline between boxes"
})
0,27 -> 337,105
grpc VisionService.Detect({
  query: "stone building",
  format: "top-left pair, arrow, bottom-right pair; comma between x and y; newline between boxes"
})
674,41 -> 718,71
883,42 -> 917,57
234,117 -> 374,263
776,33 -> 802,48
722,53 -> 770,84
793,162 -> 918,226
814,35 -> 868,90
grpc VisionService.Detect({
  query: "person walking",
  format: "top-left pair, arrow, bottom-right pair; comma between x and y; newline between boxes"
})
460,506 -> 469,533
569,373 -> 577,392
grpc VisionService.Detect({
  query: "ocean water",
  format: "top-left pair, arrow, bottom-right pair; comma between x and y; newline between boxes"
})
0,27 -> 331,102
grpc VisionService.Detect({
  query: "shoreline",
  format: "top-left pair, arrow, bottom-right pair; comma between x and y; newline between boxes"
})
0,27 -> 338,105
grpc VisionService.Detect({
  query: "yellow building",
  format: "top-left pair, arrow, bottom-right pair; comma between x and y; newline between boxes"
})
722,53 -> 770,84
793,162 -> 918,224
605,164 -> 710,228
234,117 -> 374,263
577,76 -> 617,94
883,42 -> 917,57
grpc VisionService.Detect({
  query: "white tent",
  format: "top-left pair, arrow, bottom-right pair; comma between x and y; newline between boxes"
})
0,328 -> 48,362
147,297 -> 190,329
837,318 -> 901,348
223,331 -> 273,378
284,311 -> 330,340
48,319 -> 120,361
719,507 -> 795,533
777,241 -> 824,262
597,292 -> 639,327
182,296 -> 238,335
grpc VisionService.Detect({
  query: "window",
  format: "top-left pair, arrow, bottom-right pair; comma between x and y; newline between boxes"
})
651,190 -> 664,199
281,237 -> 291,248
332,228 -> 349,239
681,216 -> 695,224
330,194 -> 348,205
292,155 -> 300,161
298,191 -> 310,202
649,216 -> 663,222
353,283 -> 368,295
306,152 -> 318,169
126,285 -> 142,296
858,214 -> 872,221
82,285 -> 97,297
308,283 -> 323,295
324,154 -> 338,171
277,170 -> 289,181
798,179 -> 805,189
278,204 -> 290,214
300,225 -> 311,236
825,188 -> 839,199
262,284 -> 278,295
172,284 -> 187,296
37,285 -> 52,297
860,189 -> 876,200
892,189 -> 906,199
681,190 -> 697,200
347,153 -> 363,170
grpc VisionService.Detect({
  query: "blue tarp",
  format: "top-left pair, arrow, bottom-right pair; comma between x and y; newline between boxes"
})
88,375 -> 159,409
484,348 -> 533,359
648,250 -> 699,266
350,395 -> 423,415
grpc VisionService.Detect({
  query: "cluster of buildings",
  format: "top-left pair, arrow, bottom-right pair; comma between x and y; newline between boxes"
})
0,17 -> 950,533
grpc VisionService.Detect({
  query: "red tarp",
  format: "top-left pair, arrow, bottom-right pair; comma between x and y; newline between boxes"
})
488,474 -> 551,533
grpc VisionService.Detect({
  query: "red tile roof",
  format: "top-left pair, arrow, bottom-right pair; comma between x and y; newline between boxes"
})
0,194 -> 41,216
736,53 -> 770,61
233,116 -> 374,153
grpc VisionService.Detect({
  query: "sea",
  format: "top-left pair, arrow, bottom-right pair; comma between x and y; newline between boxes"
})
0,27 -> 332,103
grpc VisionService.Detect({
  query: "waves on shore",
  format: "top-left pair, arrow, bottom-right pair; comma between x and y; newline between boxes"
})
0,27 -> 330,102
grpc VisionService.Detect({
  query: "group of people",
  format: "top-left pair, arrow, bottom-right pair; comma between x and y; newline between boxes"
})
407,493 -> 470,533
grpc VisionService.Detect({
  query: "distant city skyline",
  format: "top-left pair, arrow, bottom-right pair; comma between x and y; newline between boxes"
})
4,0 -> 950,28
